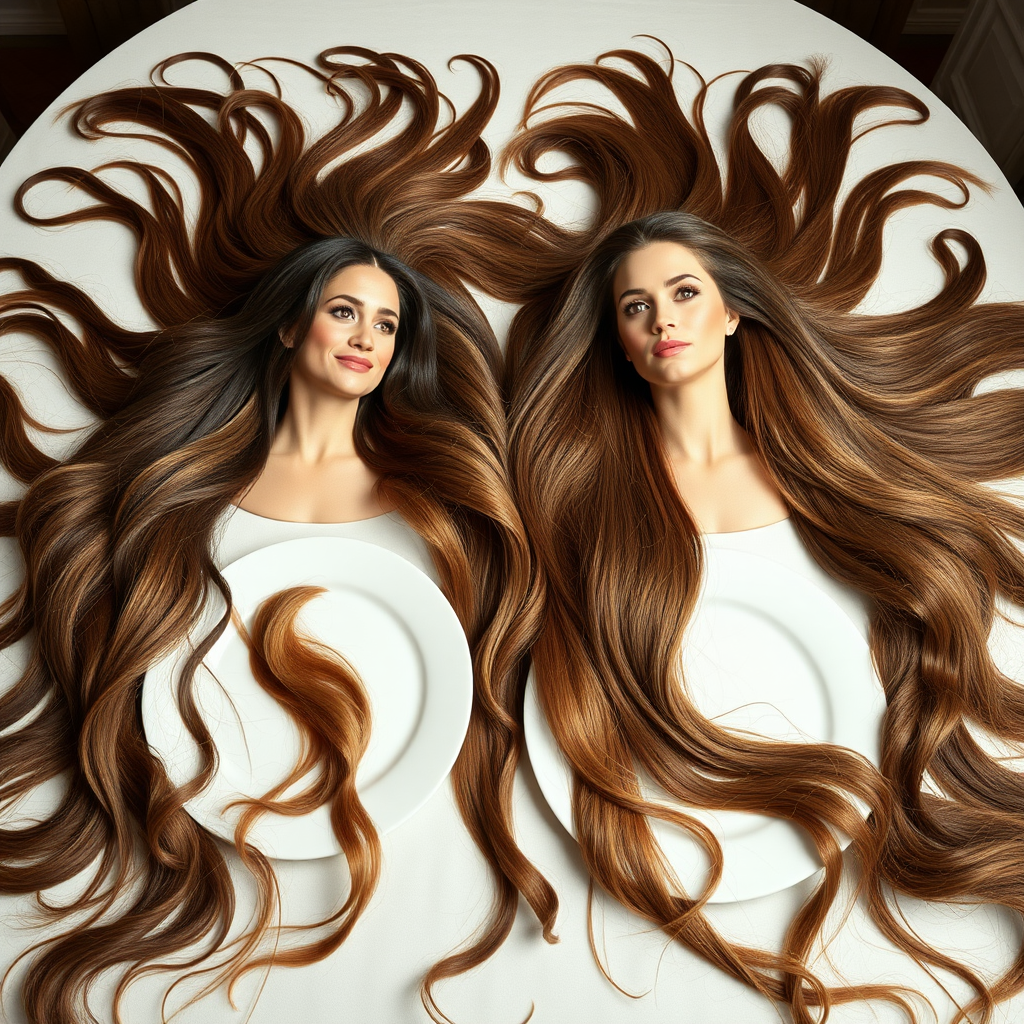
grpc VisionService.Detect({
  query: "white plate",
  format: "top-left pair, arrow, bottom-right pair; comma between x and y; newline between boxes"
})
524,547 -> 886,903
142,537 -> 472,859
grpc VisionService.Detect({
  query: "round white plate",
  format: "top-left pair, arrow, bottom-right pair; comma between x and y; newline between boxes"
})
524,546 -> 886,903
142,537 -> 473,859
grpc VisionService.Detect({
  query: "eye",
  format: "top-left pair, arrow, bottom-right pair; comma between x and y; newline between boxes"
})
623,299 -> 650,316
329,304 -> 356,320
376,320 -> 398,335
675,285 -> 699,300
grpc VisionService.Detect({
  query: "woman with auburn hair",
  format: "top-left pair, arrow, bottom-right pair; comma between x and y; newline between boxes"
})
441,44 -> 1024,1024
0,47 -> 555,1024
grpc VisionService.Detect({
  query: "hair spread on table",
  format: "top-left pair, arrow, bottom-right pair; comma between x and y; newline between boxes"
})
0,47 -> 554,1024
5,37 -> 1024,1024
228,586 -> 379,970
434,44 -> 1024,1024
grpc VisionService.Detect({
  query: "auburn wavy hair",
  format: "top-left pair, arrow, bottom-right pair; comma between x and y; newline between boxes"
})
227,585 -> 380,989
444,45 -> 1024,1024
0,47 -> 553,1024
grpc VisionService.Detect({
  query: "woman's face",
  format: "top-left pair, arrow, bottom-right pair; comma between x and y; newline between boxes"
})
612,241 -> 738,389
287,263 -> 400,401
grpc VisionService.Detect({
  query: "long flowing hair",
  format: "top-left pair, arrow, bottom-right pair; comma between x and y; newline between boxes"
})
463,45 -> 1024,1023
0,47 -> 554,1024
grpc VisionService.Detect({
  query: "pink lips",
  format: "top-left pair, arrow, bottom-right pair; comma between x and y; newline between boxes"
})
652,339 -> 691,357
336,354 -> 373,372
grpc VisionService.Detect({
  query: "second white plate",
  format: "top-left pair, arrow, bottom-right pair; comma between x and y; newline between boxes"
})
524,546 -> 886,903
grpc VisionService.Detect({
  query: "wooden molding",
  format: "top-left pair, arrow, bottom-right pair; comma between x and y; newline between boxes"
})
0,111 -> 15,164
933,0 -> 1024,184
905,0 -> 969,33
0,1 -> 66,35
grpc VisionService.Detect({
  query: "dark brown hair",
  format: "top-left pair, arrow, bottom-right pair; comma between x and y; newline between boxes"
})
0,47 -> 551,1024
458,46 -> 1024,1024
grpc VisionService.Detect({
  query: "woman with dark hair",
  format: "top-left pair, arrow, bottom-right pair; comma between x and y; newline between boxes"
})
0,48 -> 553,1024
444,45 -> 1024,1024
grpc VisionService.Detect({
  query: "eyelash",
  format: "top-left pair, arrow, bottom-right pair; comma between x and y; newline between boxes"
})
328,305 -> 397,334
623,285 -> 699,316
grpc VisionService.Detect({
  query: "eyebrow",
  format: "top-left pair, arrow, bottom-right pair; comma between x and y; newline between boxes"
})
325,293 -> 399,319
616,273 -> 702,305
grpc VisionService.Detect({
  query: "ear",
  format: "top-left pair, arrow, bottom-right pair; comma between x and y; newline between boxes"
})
725,312 -> 740,337
279,325 -> 296,349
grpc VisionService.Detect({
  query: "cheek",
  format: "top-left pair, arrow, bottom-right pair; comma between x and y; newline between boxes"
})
300,320 -> 334,358
376,338 -> 397,373
696,296 -> 730,333
617,318 -> 644,362
698,306 -> 730,346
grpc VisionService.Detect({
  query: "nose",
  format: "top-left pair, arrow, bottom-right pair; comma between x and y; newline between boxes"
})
349,325 -> 373,350
652,300 -> 677,335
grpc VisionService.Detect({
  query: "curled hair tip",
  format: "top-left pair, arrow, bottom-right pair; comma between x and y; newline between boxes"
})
806,52 -> 832,76
630,33 -> 675,67
234,59 -> 284,98
704,67 -> 752,89
152,50 -> 244,91
447,53 -> 496,79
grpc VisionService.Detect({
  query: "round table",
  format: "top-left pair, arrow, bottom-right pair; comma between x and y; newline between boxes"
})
1,1 -> 1023,1022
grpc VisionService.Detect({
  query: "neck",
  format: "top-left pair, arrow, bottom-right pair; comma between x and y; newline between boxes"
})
272,379 -> 361,462
650,362 -> 746,464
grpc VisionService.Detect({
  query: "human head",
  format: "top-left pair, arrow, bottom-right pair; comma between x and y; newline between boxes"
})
284,263 -> 400,403
558,211 -> 796,417
612,241 -> 740,391
231,236 -> 443,421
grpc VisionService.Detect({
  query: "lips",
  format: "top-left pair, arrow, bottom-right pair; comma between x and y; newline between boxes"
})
652,339 -> 691,357
335,355 -> 373,372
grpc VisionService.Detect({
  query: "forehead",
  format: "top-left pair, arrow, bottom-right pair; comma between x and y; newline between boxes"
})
321,263 -> 400,310
613,241 -> 709,290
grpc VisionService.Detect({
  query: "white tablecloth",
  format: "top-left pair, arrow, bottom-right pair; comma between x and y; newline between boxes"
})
2,1 -> 1024,1021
